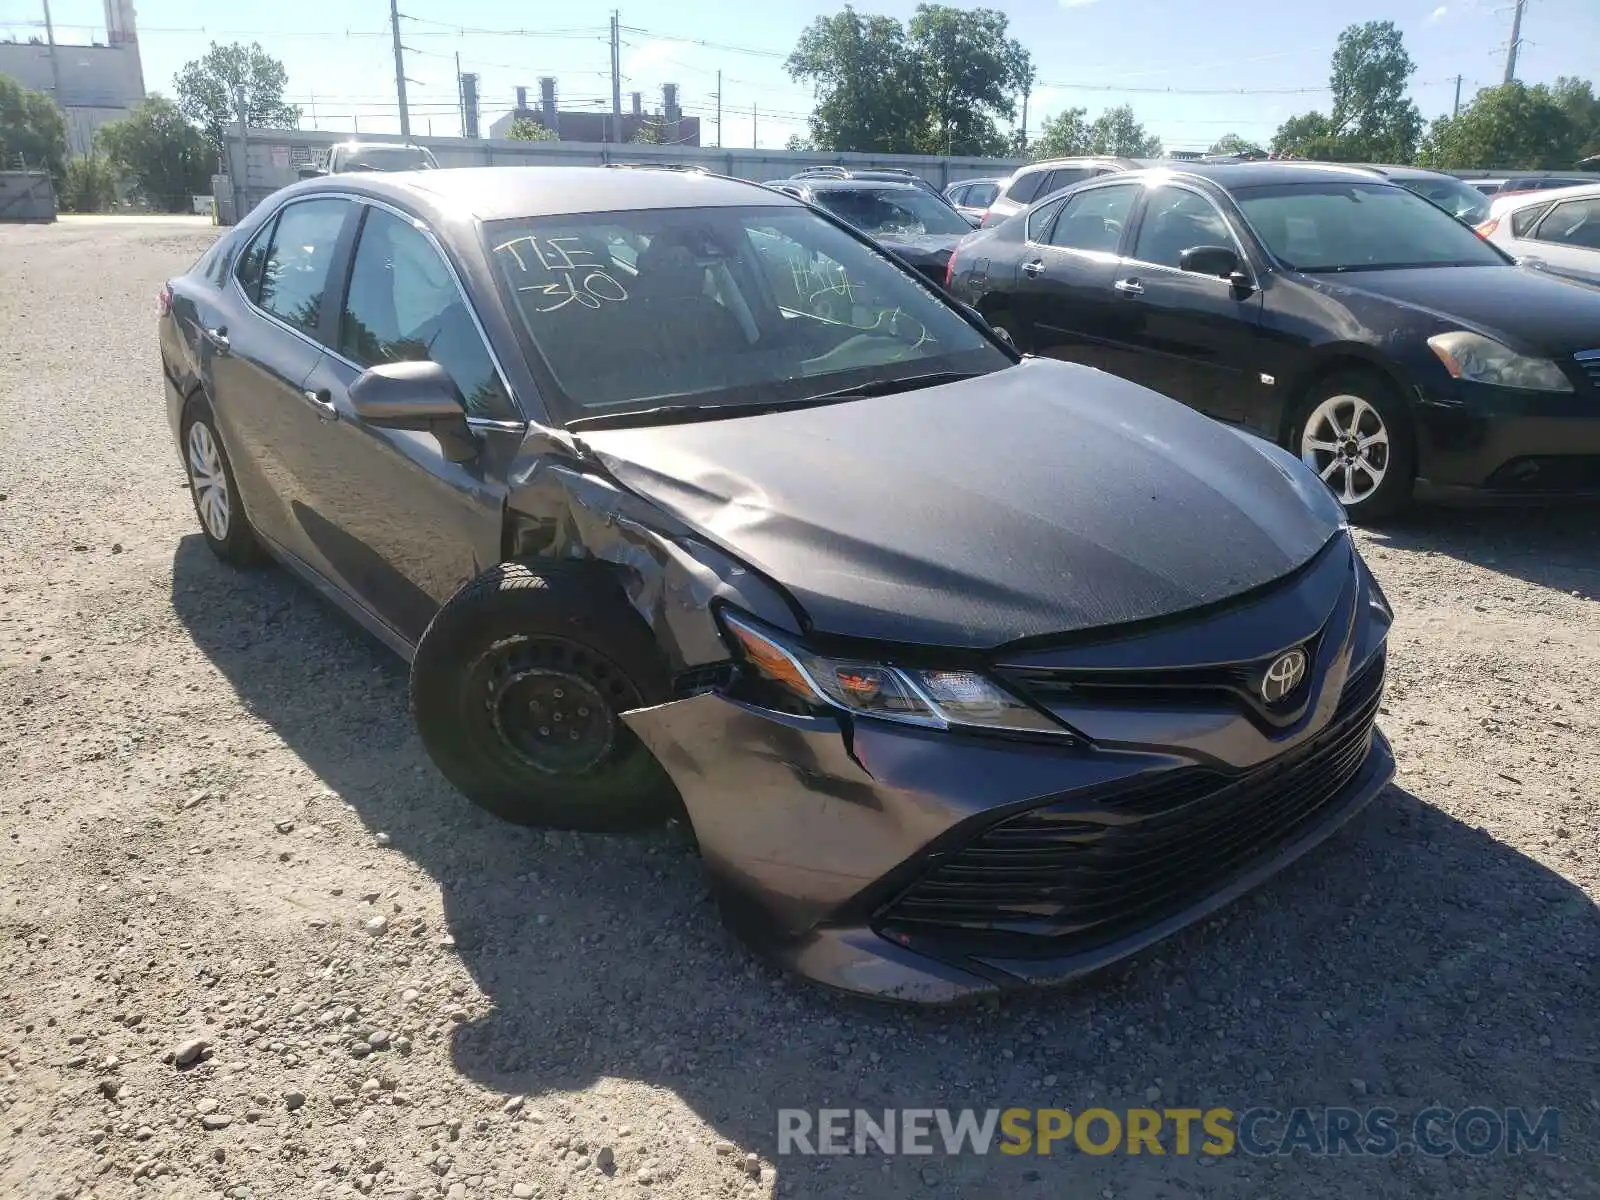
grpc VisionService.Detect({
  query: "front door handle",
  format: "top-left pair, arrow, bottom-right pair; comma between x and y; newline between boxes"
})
1021,259 -> 1046,277
303,388 -> 338,419
1113,278 -> 1145,295
203,325 -> 230,352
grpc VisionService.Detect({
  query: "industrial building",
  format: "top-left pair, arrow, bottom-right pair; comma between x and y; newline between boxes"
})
0,0 -> 147,156
486,79 -> 701,146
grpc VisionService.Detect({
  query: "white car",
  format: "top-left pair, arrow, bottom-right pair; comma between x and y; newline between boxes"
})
1477,183 -> 1600,285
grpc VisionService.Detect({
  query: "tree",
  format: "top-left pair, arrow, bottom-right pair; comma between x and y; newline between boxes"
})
1086,105 -> 1162,157
1030,106 -> 1089,160
174,41 -> 300,150
96,97 -> 217,212
1207,133 -> 1265,158
786,7 -> 928,153
784,134 -> 814,153
1271,21 -> 1422,163
1550,76 -> 1600,160
0,76 -> 69,178
58,156 -> 117,212
1418,82 -> 1579,170
629,119 -> 663,145
905,5 -> 1032,156
506,118 -> 558,142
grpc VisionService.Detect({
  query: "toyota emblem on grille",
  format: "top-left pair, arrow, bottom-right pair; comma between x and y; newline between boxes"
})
1261,648 -> 1308,705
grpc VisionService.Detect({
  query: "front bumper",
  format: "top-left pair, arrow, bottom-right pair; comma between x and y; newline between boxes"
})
1414,377 -> 1600,499
624,536 -> 1395,1002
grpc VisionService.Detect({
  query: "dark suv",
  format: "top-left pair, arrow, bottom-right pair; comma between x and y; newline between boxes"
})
981,157 -> 1146,227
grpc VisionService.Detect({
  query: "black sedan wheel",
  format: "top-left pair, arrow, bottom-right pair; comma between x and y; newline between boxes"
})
410,562 -> 680,831
181,398 -> 265,567
1294,372 -> 1414,522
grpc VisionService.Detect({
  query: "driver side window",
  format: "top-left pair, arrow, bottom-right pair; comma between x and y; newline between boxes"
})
339,206 -> 517,422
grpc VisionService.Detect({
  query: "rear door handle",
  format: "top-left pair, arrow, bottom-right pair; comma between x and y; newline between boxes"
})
203,325 -> 230,352
1113,279 -> 1144,295
303,388 -> 338,419
1021,259 -> 1045,277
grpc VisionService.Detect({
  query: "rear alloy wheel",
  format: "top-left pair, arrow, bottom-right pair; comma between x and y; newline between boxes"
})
181,399 -> 265,566
1295,374 -> 1413,522
410,562 -> 680,831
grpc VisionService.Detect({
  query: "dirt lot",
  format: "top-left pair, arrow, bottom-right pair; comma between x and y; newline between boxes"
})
1,217 -> 1596,1200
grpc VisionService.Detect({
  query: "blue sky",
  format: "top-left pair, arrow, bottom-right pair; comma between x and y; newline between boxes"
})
10,0 -> 1599,151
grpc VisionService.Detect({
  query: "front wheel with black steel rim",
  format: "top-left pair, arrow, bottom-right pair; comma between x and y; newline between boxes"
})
409,561 -> 680,831
1293,372 -> 1415,523
181,397 -> 265,567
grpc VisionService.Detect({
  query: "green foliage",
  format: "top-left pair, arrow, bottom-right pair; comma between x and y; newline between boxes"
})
96,96 -> 217,212
175,41 -> 301,150
629,120 -> 663,145
1418,82 -> 1584,170
785,4 -> 1030,156
506,118 -> 559,142
1030,107 -> 1089,159
784,134 -> 815,153
1087,105 -> 1162,157
1272,21 -> 1422,163
1550,77 -> 1600,159
906,5 -> 1032,156
58,156 -> 118,212
0,76 -> 69,178
1208,133 -> 1266,158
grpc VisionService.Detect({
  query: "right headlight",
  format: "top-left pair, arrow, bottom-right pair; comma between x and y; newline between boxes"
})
1427,331 -> 1574,393
719,611 -> 1073,739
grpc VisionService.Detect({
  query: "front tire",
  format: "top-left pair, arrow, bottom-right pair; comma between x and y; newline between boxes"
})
410,562 -> 680,831
1291,371 -> 1415,523
181,397 -> 265,567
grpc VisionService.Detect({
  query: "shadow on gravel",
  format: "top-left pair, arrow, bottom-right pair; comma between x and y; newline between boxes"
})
171,534 -> 1600,1199
1364,504 -> 1600,601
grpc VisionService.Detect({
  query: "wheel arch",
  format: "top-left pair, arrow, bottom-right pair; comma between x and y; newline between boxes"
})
1275,345 -> 1419,448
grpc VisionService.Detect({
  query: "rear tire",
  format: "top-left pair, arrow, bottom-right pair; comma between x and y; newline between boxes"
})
410,561 -> 680,831
181,396 -> 266,567
1290,371 -> 1415,524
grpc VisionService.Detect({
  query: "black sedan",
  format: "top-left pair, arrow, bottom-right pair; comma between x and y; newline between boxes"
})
768,177 -> 976,284
160,166 -> 1392,1002
949,162 -> 1600,519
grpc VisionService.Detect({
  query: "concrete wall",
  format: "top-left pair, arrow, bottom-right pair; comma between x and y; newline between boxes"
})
0,170 -> 57,221
221,127 -> 1023,222
0,40 -> 146,155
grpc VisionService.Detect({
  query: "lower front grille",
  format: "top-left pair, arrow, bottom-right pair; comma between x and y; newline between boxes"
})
877,652 -> 1386,959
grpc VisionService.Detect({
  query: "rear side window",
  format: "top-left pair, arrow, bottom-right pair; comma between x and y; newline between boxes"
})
1511,202 -> 1556,238
1532,198 -> 1600,249
966,181 -> 999,207
340,206 -> 517,422
251,198 -> 351,336
1047,185 -> 1137,253
1005,170 -> 1047,205
1040,167 -> 1094,198
1025,196 -> 1069,242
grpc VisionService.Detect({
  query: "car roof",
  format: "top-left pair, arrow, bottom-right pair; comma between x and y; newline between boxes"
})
1014,156 -> 1141,173
1333,163 -> 1465,183
1489,181 -> 1600,215
1126,161 -> 1393,189
299,165 -> 796,221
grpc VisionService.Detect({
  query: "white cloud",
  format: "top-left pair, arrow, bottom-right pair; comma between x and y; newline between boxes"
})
1059,0 -> 1101,8
1427,5 -> 1448,21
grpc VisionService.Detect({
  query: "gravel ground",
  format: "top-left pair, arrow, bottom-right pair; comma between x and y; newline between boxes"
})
1,217 -> 1596,1200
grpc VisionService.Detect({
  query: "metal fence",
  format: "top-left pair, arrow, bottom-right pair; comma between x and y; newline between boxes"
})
218,127 -> 1024,224
0,171 -> 56,222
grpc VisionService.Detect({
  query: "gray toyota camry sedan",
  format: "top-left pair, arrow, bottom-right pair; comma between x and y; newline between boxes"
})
159,166 -> 1394,1001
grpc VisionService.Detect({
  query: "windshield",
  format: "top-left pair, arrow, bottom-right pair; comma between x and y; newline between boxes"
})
1232,182 -> 1508,272
337,145 -> 437,172
1398,176 -> 1490,225
809,188 -> 973,237
487,205 -> 1007,424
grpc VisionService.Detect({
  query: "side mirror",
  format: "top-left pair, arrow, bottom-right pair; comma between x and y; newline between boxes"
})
1178,245 -> 1242,278
348,360 -> 478,462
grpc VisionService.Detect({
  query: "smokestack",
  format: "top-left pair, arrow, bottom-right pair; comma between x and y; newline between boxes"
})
630,91 -> 642,117
515,85 -> 527,110
662,83 -> 679,123
461,73 -> 480,139
538,76 -> 558,128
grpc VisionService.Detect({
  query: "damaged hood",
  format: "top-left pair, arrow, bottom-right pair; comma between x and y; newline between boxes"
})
578,359 -> 1344,649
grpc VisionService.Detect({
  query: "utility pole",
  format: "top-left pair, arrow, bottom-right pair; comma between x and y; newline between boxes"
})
1503,0 -> 1525,83
39,0 -> 62,106
390,0 -> 411,139
1020,84 -> 1030,153
456,51 -> 464,138
1452,74 -> 1462,117
752,102 -> 757,149
609,11 -> 623,143
715,69 -> 722,149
